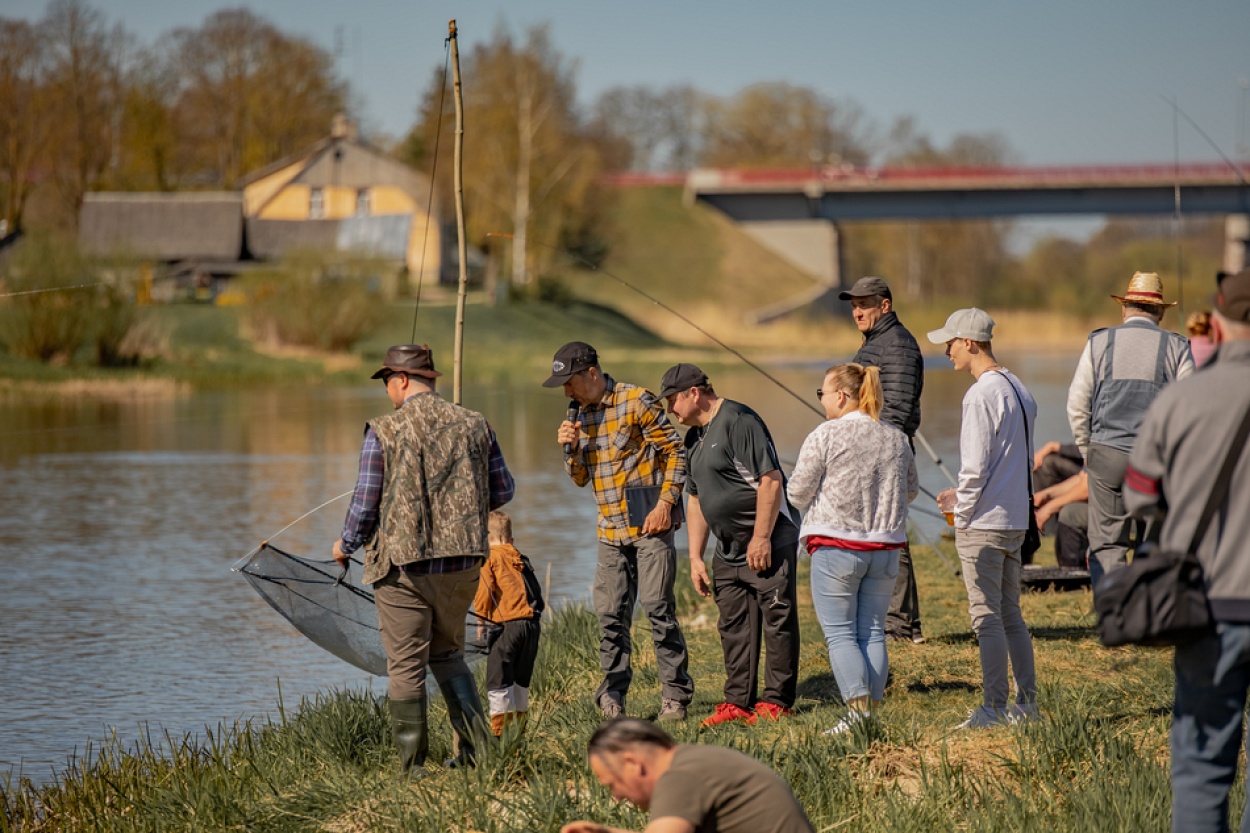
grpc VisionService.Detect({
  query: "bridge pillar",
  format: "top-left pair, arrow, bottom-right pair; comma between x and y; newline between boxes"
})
737,219 -> 850,322
1226,215 -> 1249,274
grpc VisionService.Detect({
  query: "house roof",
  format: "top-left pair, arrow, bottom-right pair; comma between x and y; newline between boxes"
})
239,136 -> 435,217
80,193 -> 243,261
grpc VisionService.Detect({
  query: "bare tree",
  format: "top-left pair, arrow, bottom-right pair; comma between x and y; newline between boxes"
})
41,0 -> 128,222
699,82 -> 870,169
406,24 -> 600,287
0,18 -> 48,232
170,9 -> 345,187
590,84 -> 706,172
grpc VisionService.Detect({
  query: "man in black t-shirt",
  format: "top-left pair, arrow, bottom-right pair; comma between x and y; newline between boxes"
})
660,364 -> 801,728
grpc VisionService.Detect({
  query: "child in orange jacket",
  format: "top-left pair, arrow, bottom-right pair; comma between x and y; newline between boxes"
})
475,510 -> 544,736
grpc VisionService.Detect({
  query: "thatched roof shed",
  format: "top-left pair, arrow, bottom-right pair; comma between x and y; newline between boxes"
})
79,193 -> 244,261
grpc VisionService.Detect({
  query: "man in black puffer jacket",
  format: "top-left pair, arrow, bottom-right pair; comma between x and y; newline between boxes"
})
840,276 -> 926,643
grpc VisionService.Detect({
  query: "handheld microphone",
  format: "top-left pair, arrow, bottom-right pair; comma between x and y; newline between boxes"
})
564,400 -> 580,455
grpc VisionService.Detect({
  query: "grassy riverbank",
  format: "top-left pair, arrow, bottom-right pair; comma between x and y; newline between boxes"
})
3,539 -> 1200,832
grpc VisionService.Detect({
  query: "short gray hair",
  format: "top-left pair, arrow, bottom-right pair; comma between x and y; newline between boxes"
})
587,718 -> 674,758
1214,309 -> 1250,339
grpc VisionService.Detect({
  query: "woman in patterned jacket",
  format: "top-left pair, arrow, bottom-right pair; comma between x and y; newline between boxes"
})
787,363 -> 918,735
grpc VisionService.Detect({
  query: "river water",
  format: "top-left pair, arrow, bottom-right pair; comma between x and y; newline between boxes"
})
0,352 -> 1079,783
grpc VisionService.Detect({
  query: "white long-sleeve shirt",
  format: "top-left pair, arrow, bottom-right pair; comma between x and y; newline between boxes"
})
787,411 -> 918,544
956,370 -> 1037,530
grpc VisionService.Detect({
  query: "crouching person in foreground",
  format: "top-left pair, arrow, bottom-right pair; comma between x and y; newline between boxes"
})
560,718 -> 815,833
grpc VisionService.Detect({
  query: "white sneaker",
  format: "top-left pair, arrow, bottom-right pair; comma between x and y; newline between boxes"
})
822,709 -> 869,736
952,706 -> 1010,730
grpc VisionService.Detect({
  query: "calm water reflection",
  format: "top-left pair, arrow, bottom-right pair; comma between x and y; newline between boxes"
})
0,351 -> 1078,781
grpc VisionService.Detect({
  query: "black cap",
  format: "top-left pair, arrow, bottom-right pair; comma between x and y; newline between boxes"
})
659,363 -> 709,399
370,344 -> 442,379
837,276 -> 892,302
542,341 -> 599,387
1213,268 -> 1250,323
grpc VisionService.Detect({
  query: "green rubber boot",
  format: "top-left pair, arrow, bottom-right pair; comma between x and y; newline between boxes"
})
439,674 -> 488,768
389,694 -> 428,778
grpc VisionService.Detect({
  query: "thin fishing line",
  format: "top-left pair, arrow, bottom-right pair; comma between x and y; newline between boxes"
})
487,232 -> 824,419
0,282 -> 109,299
231,490 -> 353,571
411,41 -> 453,342
1161,94 -> 1250,186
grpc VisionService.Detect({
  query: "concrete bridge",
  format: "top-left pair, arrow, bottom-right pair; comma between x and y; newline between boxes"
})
609,164 -> 1250,321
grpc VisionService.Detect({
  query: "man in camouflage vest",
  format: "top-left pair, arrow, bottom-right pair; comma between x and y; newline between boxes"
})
333,344 -> 515,777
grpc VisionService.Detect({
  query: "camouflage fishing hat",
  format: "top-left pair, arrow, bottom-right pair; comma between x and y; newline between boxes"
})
370,344 -> 442,379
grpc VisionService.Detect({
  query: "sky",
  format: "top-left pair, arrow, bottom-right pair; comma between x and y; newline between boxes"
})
9,0 -> 1250,244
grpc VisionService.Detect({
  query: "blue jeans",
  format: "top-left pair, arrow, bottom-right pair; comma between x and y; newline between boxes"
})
1172,623 -> 1250,833
809,546 -> 899,702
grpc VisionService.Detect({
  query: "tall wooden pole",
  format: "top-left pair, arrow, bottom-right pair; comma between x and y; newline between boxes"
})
450,20 -> 469,405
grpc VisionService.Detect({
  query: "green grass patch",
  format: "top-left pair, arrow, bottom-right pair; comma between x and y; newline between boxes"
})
4,538 -> 1206,832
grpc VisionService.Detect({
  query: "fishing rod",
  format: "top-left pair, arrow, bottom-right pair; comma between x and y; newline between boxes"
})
409,37 -> 453,341
0,281 -> 112,299
490,232 -> 959,487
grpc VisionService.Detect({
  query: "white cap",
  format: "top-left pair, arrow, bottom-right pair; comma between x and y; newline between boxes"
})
926,308 -> 995,344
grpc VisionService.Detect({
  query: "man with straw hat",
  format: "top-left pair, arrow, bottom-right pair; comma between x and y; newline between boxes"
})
1066,272 -> 1193,593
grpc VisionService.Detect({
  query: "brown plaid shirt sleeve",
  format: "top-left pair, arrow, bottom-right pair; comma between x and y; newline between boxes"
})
564,375 -> 686,545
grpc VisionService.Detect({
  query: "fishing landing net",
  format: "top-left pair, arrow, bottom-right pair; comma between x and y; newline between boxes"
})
234,544 -> 493,678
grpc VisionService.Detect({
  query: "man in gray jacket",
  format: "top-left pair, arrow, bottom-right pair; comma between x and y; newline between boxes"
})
1067,271 -> 1193,591
841,276 -> 927,644
1125,268 -> 1250,833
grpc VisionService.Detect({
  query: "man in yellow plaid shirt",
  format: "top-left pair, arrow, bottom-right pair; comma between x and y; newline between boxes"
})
547,341 -> 694,721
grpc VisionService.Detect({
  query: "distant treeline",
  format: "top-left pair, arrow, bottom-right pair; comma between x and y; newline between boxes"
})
0,6 -> 1221,312
0,1 -> 346,233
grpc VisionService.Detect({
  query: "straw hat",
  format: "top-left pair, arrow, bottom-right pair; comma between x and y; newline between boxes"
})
1110,271 -> 1177,307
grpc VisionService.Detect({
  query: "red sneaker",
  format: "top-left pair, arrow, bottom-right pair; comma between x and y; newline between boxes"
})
746,702 -> 793,725
700,702 -> 753,728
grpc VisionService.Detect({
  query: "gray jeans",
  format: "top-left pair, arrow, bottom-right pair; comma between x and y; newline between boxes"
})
956,528 -> 1037,710
593,532 -> 693,706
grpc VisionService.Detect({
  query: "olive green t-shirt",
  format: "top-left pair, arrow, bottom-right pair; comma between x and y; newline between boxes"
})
648,745 -> 814,833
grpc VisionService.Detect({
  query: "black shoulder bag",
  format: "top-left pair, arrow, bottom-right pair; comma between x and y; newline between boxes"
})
995,372 -> 1042,561
1095,403 -> 1250,648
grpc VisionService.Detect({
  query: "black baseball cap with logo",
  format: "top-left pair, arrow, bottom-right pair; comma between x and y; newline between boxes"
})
542,341 -> 599,387
659,363 -> 709,399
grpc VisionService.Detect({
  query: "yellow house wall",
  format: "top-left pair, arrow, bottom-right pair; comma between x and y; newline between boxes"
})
258,185 -> 312,219
242,160 -> 308,216
407,212 -> 441,277
371,186 -> 417,216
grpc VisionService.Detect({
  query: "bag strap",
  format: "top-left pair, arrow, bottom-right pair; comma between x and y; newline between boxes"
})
1187,401 -> 1250,553
990,370 -> 1035,501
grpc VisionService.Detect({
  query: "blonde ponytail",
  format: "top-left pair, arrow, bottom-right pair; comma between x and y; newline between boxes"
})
858,366 -> 883,421
824,363 -> 883,421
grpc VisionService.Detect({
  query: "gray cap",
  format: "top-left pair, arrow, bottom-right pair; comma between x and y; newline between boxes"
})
926,308 -> 995,344
838,276 -> 892,301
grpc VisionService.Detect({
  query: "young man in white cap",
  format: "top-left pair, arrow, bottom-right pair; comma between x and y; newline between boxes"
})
1066,272 -> 1193,592
929,310 -> 1039,729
